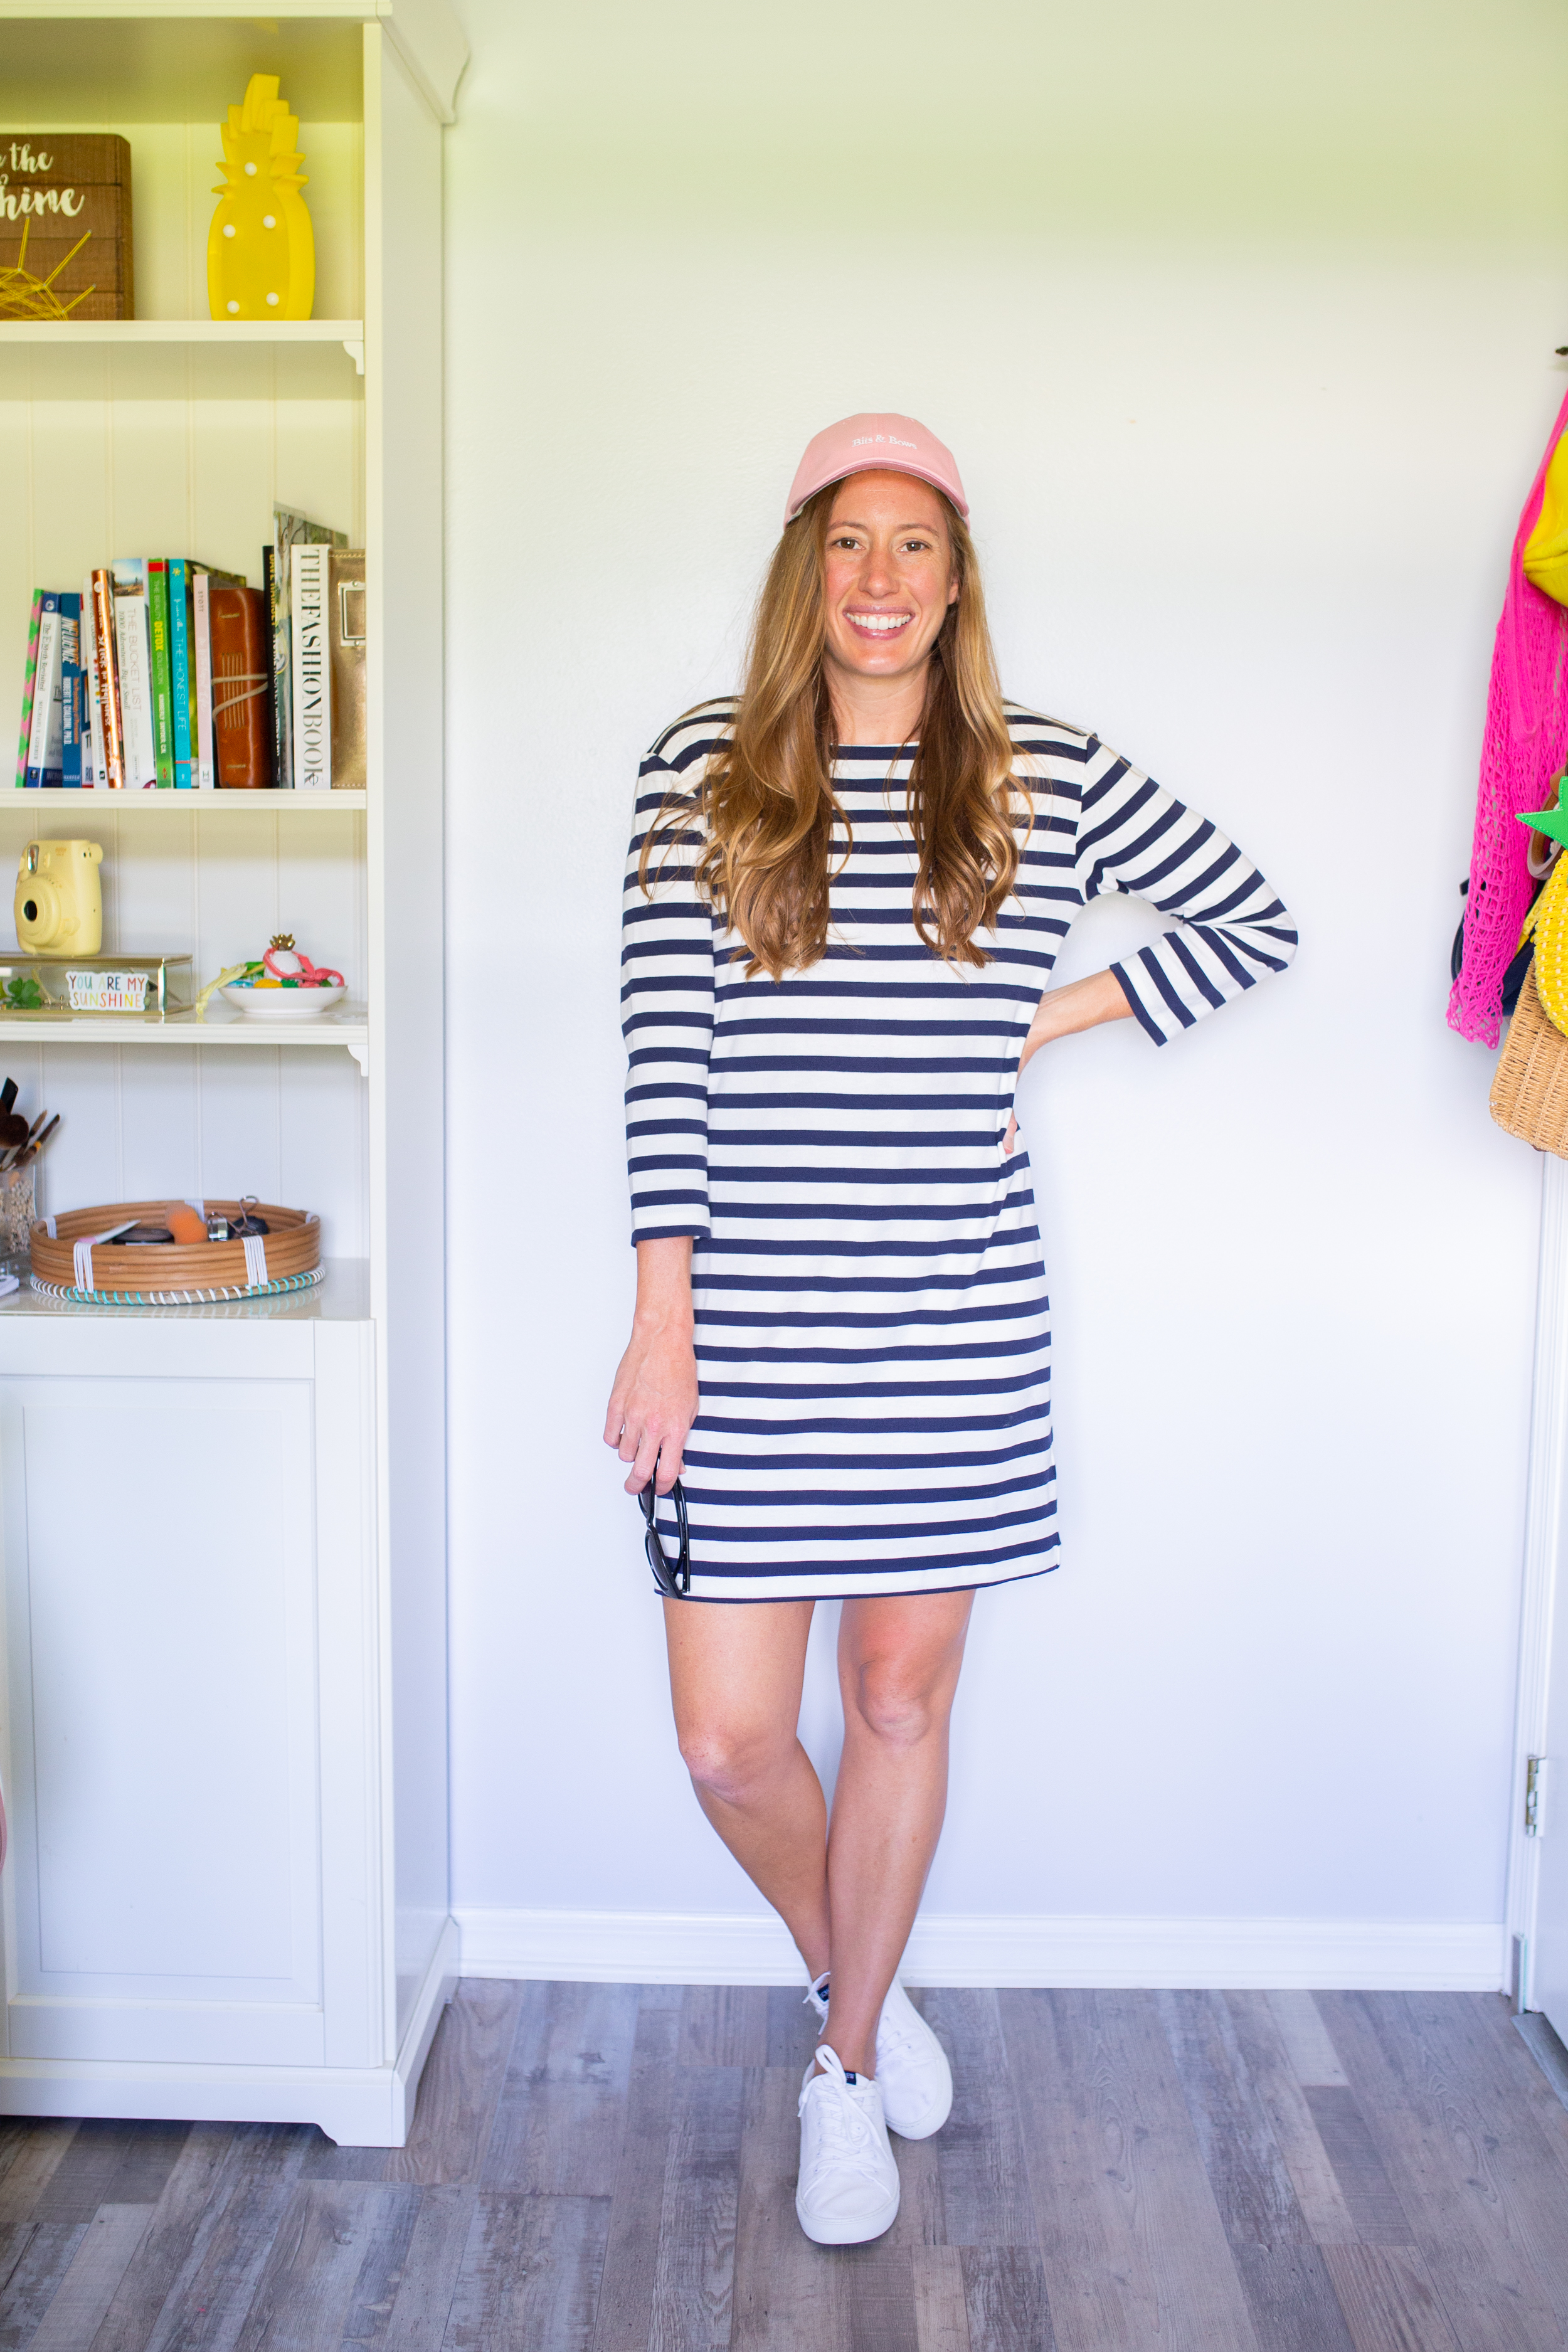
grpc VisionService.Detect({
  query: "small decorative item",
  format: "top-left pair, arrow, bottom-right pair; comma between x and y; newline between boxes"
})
208,931 -> 346,1022
65,969 -> 149,1014
218,982 -> 347,1024
0,134 -> 134,320
0,219 -> 92,321
29,1197 -> 322,1305
258,934 -> 341,985
0,1076 -> 60,1271
14,840 -> 102,955
0,1163 -> 34,1263
0,953 -> 191,1021
207,76 -> 314,322
194,960 -> 252,1020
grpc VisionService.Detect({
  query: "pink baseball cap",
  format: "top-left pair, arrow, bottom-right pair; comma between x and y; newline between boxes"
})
784,412 -> 968,525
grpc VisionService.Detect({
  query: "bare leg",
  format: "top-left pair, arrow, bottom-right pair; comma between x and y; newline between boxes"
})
662,1596 -> 832,1979
822,1591 -> 974,2075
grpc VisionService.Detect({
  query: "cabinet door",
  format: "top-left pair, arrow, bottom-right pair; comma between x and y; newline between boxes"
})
0,1375 -> 324,2065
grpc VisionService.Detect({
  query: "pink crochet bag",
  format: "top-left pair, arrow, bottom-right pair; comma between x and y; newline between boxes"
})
1449,388 -> 1568,1047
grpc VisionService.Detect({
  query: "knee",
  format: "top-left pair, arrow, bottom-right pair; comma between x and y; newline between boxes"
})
847,1658 -> 946,1751
675,1715 -> 786,1806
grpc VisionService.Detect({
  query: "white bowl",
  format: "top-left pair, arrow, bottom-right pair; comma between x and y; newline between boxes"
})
219,982 -> 347,1022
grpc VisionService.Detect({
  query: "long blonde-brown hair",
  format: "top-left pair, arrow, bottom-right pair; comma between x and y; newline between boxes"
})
641,482 -> 1024,978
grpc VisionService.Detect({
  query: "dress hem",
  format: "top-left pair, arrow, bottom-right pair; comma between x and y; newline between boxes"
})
660,1559 -> 1060,1605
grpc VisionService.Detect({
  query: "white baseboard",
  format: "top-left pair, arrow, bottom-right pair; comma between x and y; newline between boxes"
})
389,1914 -> 462,2144
0,1915 -> 462,2149
454,1907 -> 1507,1993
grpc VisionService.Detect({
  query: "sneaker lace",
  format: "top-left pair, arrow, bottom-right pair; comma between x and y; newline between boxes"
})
799,2048 -> 886,2183
876,2003 -> 922,2059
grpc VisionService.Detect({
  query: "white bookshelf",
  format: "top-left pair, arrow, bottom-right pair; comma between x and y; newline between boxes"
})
0,1010 -> 371,1071
0,2 -> 462,2145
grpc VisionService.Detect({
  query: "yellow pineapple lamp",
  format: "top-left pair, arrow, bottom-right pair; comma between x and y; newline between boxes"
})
207,74 -> 314,321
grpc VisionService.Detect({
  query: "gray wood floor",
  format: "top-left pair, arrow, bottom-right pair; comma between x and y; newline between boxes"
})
0,1983 -> 1565,2349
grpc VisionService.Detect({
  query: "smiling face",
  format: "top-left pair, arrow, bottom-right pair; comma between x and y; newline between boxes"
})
819,470 -> 960,723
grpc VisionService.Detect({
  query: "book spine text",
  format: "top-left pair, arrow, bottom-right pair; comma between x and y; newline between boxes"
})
290,543 -> 332,790
26,595 -> 63,787
147,558 -> 173,787
92,569 -> 124,788
59,592 -> 83,787
14,590 -> 42,790
193,570 -> 215,789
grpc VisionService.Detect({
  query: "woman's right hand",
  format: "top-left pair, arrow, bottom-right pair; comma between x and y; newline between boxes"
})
1004,967 -> 1136,1150
603,1237 -> 699,1495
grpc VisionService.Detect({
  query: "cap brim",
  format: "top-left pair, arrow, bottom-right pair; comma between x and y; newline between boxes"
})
786,458 -> 968,524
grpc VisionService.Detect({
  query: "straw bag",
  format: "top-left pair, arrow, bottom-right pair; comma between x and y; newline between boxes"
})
1491,972 -> 1568,1155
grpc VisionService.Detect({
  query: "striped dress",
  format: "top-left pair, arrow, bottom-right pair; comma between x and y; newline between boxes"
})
622,701 -> 1296,1602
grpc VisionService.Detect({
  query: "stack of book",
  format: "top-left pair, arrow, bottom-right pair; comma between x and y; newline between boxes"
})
14,507 -> 366,791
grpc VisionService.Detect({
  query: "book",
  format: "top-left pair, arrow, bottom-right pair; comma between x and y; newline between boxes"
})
262,543 -> 280,788
269,506 -> 347,790
81,573 -> 107,788
146,558 -> 173,787
110,561 -> 156,790
169,557 -> 193,787
25,593 -> 63,787
90,568 -> 124,789
193,569 -> 215,788
329,551 -> 367,790
14,590 -> 41,789
0,134 -> 134,319
188,564 -> 246,790
209,585 -> 271,788
290,541 -> 331,789
58,591 -> 83,787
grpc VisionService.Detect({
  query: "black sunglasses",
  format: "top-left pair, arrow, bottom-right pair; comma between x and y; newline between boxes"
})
638,1478 -> 691,1598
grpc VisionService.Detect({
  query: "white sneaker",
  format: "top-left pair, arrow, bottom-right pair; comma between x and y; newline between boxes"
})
795,2043 -> 901,2246
805,1973 -> 953,2141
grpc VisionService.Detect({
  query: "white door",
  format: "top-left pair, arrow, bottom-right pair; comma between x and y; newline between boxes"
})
1535,1509 -> 1568,2042
0,1374 -> 324,2066
1513,1157 -> 1568,2037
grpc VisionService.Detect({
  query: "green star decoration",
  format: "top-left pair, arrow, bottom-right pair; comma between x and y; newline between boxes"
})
1519,778 -> 1568,846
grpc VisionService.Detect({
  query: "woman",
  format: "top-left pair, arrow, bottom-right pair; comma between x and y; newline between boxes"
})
605,413 -> 1295,2247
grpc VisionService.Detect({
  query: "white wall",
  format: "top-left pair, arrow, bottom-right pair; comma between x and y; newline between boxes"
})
443,0 -> 1568,1981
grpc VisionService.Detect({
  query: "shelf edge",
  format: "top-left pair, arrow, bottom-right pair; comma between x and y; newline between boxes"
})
2,792 -> 369,811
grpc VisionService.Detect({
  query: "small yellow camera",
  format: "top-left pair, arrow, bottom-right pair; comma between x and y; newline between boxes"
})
15,839 -> 103,955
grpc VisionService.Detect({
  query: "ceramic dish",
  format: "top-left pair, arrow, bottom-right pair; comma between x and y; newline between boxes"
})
219,982 -> 347,1022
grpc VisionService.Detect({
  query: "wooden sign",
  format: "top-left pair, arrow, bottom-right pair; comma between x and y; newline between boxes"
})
0,134 -> 134,321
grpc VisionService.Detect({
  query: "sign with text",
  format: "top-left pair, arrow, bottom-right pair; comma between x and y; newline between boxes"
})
0,134 -> 133,320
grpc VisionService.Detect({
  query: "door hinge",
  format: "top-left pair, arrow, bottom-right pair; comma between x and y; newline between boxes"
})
1526,1754 -> 1549,1836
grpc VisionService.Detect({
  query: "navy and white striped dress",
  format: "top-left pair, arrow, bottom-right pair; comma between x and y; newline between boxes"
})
622,700 -> 1295,1602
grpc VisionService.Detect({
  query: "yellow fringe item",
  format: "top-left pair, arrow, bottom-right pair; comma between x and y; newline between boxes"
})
1526,857 -> 1568,1035
1525,432 -> 1568,605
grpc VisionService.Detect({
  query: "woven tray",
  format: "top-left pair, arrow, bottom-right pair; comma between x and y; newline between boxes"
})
1491,979 -> 1568,1158
29,1199 -> 321,1303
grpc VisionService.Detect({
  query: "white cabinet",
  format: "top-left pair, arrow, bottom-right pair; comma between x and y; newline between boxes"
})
0,1279 -> 455,2145
0,1 -> 465,2143
3,1371 -> 323,2061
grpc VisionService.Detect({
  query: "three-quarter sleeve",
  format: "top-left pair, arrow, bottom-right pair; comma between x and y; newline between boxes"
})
622,751 -> 715,1242
1073,739 -> 1298,1046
